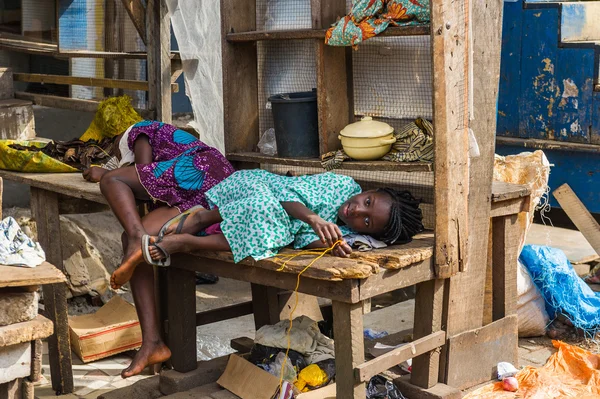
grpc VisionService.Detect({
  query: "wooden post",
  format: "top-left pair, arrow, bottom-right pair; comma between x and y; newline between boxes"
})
30,187 -> 73,394
221,0 -> 258,154
104,0 -> 117,98
250,284 -> 280,329
165,267 -> 197,372
146,0 -> 172,123
314,0 -> 350,154
332,301 -> 365,398
411,279 -> 444,388
431,0 -> 471,278
492,215 -> 519,320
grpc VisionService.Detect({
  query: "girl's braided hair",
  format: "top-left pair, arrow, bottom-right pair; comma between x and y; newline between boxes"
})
376,188 -> 424,245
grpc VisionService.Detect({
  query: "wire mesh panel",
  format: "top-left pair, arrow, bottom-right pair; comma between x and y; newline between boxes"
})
256,0 -> 316,136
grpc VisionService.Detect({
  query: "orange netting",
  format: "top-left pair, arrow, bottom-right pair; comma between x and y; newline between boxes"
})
464,341 -> 600,399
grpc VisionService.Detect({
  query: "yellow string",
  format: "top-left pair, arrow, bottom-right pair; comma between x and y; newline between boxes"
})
272,240 -> 342,392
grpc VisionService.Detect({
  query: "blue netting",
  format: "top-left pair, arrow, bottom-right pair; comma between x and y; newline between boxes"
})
520,245 -> 600,333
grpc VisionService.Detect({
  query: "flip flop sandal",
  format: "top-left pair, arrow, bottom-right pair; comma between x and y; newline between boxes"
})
142,234 -> 171,267
157,205 -> 206,238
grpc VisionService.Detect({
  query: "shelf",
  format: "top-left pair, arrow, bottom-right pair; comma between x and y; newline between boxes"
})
226,25 -> 430,42
227,152 -> 433,172
0,36 -> 56,55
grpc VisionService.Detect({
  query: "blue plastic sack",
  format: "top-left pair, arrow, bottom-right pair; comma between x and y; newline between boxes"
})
520,245 -> 600,332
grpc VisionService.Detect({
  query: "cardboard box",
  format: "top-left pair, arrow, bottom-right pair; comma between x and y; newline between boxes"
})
68,296 -> 142,363
217,354 -> 336,399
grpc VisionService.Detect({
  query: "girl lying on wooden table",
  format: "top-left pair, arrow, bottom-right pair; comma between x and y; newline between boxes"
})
83,120 -> 424,378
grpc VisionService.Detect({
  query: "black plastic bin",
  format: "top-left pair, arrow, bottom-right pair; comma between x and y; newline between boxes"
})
268,90 -> 319,158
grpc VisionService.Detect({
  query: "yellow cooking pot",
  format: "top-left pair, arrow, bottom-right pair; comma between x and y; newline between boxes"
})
338,117 -> 396,160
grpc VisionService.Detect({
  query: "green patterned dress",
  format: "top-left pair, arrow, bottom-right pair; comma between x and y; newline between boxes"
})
205,170 -> 361,263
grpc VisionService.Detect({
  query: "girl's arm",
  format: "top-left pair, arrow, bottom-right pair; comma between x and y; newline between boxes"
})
280,201 -> 343,247
133,135 -> 153,164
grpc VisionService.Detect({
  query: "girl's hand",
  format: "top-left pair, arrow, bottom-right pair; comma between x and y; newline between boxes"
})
308,216 -> 343,247
83,166 -> 108,183
332,240 -> 352,258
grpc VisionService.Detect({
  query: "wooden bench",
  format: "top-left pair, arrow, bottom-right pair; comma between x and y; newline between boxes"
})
0,170 -> 530,397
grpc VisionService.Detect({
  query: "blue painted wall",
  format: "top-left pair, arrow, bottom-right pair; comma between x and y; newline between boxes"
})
497,0 -> 600,213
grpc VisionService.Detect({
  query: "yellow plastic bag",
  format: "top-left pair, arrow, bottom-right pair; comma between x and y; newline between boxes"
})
79,96 -> 143,142
294,364 -> 329,392
0,140 -> 78,173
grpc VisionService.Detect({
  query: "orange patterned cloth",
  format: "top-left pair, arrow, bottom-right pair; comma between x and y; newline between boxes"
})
464,341 -> 600,399
325,0 -> 429,47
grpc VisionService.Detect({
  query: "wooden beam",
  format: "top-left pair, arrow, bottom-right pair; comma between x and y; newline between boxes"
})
332,301 -> 366,398
146,0 -> 172,123
250,284 -> 281,329
226,26 -> 430,42
553,183 -> 600,255
492,214 -> 519,320
14,73 -> 178,92
431,0 -> 471,278
15,92 -> 155,119
355,331 -> 446,383
195,301 -> 254,327
120,0 -> 147,45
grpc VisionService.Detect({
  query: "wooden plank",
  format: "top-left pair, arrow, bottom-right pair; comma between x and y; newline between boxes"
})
0,262 -> 65,288
431,0 -> 471,278
0,171 -> 106,204
356,331 -> 445,383
173,255 -> 360,304
491,181 -> 530,203
445,315 -> 518,390
250,284 -> 281,329
492,214 -> 519,320
315,0 -> 350,154
13,73 -> 178,92
553,183 -> 600,255
358,259 -> 435,301
30,187 -> 73,394
165,267 -> 197,373
229,337 -> 254,353
196,301 -> 254,327
120,0 -> 147,45
441,0 -> 505,383
30,339 -> 43,383
15,92 -> 155,120
227,152 -> 433,172
351,233 -> 433,270
221,0 -> 258,153
226,26 -> 430,42
0,315 -> 53,347
332,301 -> 365,398
0,36 -> 56,55
489,197 -> 530,218
497,136 -> 600,154
411,279 -> 444,388
146,0 -> 172,123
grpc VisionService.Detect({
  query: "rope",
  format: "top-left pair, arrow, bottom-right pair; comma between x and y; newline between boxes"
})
272,240 -> 343,392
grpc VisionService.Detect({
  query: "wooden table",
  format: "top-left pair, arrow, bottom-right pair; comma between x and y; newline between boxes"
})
0,262 -> 69,397
0,170 -> 531,397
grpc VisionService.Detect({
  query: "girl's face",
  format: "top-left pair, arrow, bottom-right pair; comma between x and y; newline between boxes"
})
337,190 -> 392,236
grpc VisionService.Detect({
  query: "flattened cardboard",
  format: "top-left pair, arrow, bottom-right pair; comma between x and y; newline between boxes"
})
68,296 -> 141,363
217,354 -> 336,399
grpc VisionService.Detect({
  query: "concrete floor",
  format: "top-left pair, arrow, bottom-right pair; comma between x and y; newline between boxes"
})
31,222 -> 595,398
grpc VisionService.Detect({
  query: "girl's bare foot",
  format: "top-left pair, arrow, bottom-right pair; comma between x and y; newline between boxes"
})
111,236 -> 145,289
148,235 -> 190,261
121,340 -> 171,378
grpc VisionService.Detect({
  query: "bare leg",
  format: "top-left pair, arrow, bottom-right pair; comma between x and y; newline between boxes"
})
100,167 -> 155,289
163,208 -> 224,236
149,233 -> 231,261
120,206 -> 179,378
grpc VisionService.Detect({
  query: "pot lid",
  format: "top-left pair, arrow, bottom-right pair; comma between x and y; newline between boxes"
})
339,117 -> 394,138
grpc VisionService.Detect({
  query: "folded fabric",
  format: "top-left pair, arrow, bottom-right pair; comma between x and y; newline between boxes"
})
345,234 -> 387,251
255,316 -> 335,364
325,0 -> 430,47
0,217 -> 45,268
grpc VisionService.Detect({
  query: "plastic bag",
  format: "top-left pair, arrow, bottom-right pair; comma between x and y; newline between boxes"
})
249,344 -> 308,372
295,364 -> 328,392
258,128 -> 277,156
367,375 -> 406,399
517,260 -> 549,337
0,139 -> 78,173
263,352 -> 297,383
